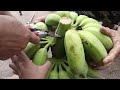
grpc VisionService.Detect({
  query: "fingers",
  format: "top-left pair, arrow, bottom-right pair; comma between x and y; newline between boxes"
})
11,55 -> 20,67
16,51 -> 30,62
6,75 -> 19,79
100,26 -> 115,37
9,63 -> 17,72
29,31 -> 40,44
95,62 -> 112,70
103,46 -> 120,64
117,26 -> 120,31
37,16 -> 46,22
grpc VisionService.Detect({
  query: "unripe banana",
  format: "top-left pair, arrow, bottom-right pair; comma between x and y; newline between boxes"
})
64,29 -> 88,77
83,27 -> 113,51
24,42 -> 40,59
80,18 -> 100,27
82,23 -> 102,29
58,64 -> 70,79
45,14 -> 61,26
49,64 -> 59,79
78,30 -> 107,64
69,11 -> 78,24
62,62 -> 73,78
35,22 -> 48,31
56,11 -> 70,17
33,47 -> 48,65
73,15 -> 89,26
87,66 -> 100,78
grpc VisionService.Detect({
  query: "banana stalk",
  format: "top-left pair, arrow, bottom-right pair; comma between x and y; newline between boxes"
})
51,17 -> 72,59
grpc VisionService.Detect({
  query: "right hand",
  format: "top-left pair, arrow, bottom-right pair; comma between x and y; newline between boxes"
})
0,15 -> 39,60
95,26 -> 120,70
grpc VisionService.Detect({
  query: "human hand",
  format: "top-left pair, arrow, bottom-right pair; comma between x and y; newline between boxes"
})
10,51 -> 51,79
95,26 -> 120,70
0,15 -> 39,60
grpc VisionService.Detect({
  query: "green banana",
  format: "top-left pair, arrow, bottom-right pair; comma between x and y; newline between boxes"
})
49,64 -> 59,79
45,14 -> 61,26
62,62 -> 73,78
35,22 -> 48,31
24,42 -> 40,59
83,27 -> 113,51
80,18 -> 100,27
33,42 -> 51,65
73,15 -> 89,26
33,47 -> 48,65
78,30 -> 108,64
64,29 -> 88,77
56,11 -> 70,17
69,11 -> 78,24
82,23 -> 102,29
58,64 -> 70,79
87,66 -> 100,78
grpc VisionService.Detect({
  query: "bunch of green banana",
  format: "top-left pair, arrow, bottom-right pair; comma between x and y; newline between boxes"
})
25,11 -> 114,79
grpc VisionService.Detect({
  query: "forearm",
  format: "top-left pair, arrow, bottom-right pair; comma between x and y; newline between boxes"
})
0,11 -> 13,16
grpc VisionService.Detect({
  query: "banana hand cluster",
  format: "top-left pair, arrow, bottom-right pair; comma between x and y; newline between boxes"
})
24,11 -> 113,79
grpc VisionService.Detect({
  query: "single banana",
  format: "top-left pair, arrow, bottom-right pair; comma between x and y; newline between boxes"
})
83,27 -> 113,51
56,11 -> 70,17
64,29 -> 88,77
58,64 -> 70,79
33,47 -> 48,65
49,64 -> 59,79
82,23 -> 102,29
78,30 -> 107,64
35,22 -> 48,31
69,11 -> 78,24
73,15 -> 89,26
80,18 -> 100,27
62,62 -> 73,78
87,66 -> 100,78
24,42 -> 40,59
45,14 -> 61,26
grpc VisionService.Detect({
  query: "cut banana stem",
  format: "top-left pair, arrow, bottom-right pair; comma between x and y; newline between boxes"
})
55,17 -> 72,37
51,17 -> 72,59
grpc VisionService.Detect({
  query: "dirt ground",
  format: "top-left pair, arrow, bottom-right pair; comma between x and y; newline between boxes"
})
0,11 -> 120,79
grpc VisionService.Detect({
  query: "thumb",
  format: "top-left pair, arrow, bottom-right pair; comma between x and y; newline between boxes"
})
29,31 -> 40,44
100,26 -> 114,37
41,60 -> 51,71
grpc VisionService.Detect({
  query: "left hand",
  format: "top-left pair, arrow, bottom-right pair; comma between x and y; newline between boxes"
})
9,51 -> 51,79
95,26 -> 120,70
